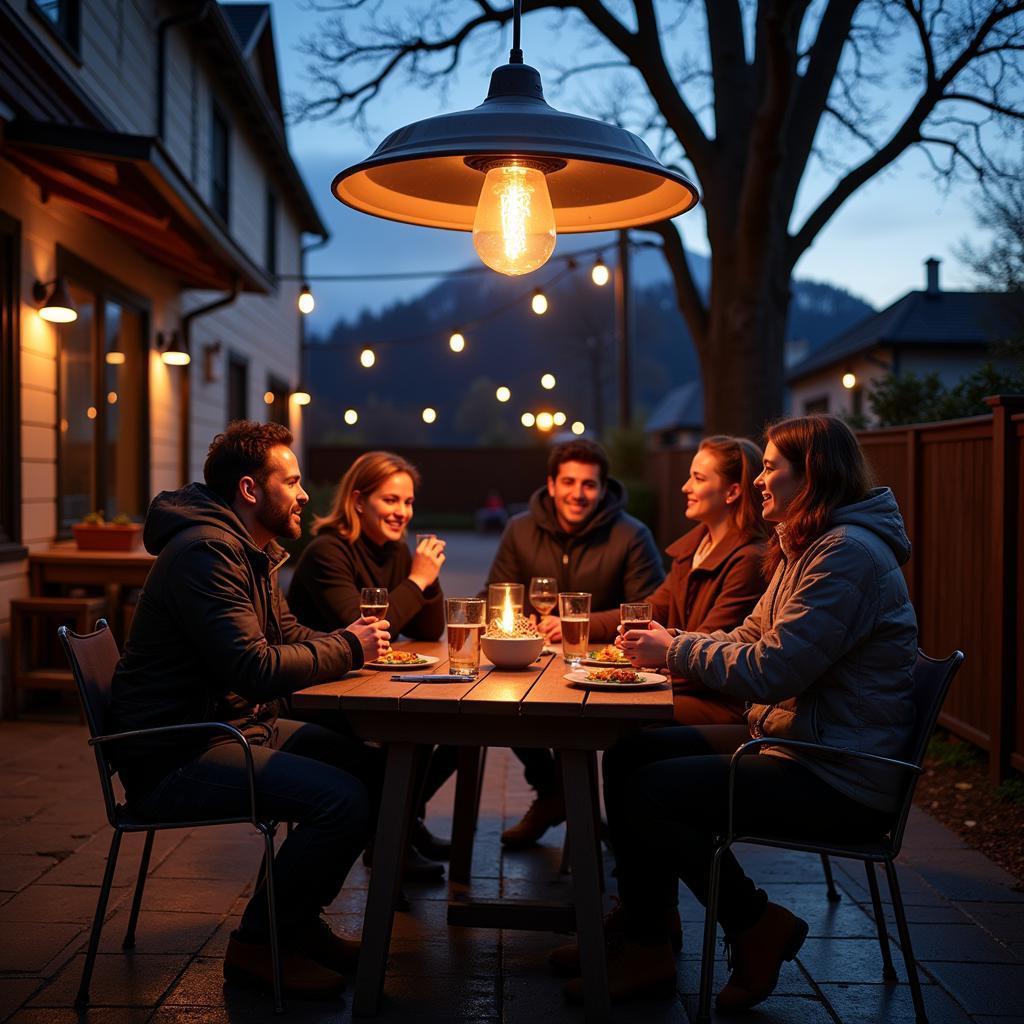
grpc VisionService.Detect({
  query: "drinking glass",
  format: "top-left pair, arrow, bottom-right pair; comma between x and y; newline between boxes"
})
446,597 -> 486,676
620,602 -> 653,633
529,576 -> 558,618
360,587 -> 388,620
415,533 -> 437,547
558,592 -> 591,668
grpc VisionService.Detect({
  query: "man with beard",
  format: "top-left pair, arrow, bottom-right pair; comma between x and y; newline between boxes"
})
484,439 -> 664,847
110,421 -> 389,998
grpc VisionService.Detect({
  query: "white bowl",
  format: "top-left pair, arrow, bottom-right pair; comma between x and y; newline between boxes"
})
481,634 -> 545,669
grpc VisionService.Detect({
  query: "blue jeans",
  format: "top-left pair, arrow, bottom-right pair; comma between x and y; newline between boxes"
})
137,718 -> 383,938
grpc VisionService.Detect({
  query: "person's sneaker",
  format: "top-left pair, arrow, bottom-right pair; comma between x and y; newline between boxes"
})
500,792 -> 566,848
715,902 -> 809,1012
549,902 -> 683,976
411,817 -> 452,861
292,917 -> 360,973
223,929 -> 346,998
562,937 -> 677,1004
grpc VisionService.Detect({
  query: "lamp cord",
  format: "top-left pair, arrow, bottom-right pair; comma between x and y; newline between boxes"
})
509,0 -> 523,64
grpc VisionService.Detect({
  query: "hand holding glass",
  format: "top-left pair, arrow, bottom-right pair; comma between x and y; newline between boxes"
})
620,602 -> 653,633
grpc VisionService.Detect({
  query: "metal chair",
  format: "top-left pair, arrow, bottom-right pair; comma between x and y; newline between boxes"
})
58,620 -> 285,1013
696,649 -> 965,1024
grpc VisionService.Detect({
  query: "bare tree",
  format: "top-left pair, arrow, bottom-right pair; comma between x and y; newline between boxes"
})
295,1 -> 1024,436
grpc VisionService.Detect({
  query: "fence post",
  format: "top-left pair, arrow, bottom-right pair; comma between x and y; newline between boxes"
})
984,395 -> 1024,784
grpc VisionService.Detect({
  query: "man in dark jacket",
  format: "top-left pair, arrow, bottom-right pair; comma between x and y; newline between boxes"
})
484,439 -> 664,847
110,421 -> 389,997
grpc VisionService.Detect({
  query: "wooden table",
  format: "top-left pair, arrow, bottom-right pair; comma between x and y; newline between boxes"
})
292,640 -> 673,1021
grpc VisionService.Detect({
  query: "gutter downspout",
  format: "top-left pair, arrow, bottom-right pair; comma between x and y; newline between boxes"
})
178,280 -> 241,482
157,3 -> 211,139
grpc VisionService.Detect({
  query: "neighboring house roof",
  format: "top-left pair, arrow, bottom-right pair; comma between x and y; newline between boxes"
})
787,289 -> 1017,383
645,381 -> 704,433
221,3 -> 269,51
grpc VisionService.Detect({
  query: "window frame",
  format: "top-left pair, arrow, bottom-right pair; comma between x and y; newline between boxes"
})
0,212 -> 25,562
226,350 -> 249,424
210,99 -> 231,226
27,0 -> 81,61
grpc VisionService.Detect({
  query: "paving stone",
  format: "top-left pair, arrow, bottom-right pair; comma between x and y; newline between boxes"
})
817,982 -> 974,1023
676,953 -> 813,996
30,848 -> 143,889
796,936 -> 908,984
0,921 -> 83,973
122,875 -> 249,916
0,978 -> 43,1021
380,972 -> 498,1019
905,849 -> 1024,904
0,797 -> 48,823
954,901 -> 1024,945
6,1009 -> 150,1024
0,883 -> 128,924
150,837 -> 264,880
0,823 -> 98,858
504,972 -> 683,1024
910,922 -> 1019,963
28,952 -> 191,1008
96,909 -> 222,955
921,961 -> 1024,1014
0,854 -> 59,893
680,992 -> 836,1023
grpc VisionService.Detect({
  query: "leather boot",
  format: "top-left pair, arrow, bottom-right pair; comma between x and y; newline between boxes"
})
223,930 -> 346,998
562,937 -> 677,1004
548,901 -> 683,976
715,902 -> 809,1012
411,817 -> 452,861
291,916 -> 360,973
500,792 -> 566,848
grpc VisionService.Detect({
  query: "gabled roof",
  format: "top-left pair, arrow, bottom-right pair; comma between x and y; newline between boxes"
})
787,289 -> 1018,382
221,3 -> 268,52
645,380 -> 704,433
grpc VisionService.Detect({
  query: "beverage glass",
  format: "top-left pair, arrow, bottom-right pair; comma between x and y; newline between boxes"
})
529,576 -> 558,618
487,582 -> 524,625
446,597 -> 486,676
415,533 -> 437,547
558,592 -> 591,668
360,587 -> 388,620
620,602 -> 653,633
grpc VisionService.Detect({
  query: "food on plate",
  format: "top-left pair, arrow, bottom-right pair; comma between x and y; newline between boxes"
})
584,668 -> 645,684
375,650 -> 428,665
588,644 -> 629,664
485,613 -> 541,639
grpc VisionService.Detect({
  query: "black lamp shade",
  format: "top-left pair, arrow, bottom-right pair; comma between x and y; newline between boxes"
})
333,64 -> 700,233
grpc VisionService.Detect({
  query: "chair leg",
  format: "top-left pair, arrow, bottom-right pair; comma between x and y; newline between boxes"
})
820,853 -> 841,903
865,860 -> 897,981
696,840 -> 727,1024
122,830 -> 155,949
76,829 -> 123,1007
883,857 -> 928,1024
259,823 -> 284,1015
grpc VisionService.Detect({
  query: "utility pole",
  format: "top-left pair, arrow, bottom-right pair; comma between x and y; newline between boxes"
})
615,229 -> 631,429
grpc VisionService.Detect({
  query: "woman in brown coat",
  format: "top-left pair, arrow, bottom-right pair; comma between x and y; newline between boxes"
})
594,435 -> 769,724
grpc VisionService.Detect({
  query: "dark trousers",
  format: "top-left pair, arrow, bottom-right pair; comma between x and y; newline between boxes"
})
603,725 -> 893,939
512,747 -> 560,798
137,718 -> 384,938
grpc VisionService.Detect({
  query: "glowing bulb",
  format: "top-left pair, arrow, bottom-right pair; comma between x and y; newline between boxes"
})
161,350 -> 190,366
449,332 -> 465,353
472,163 -> 556,276
291,391 -> 311,406
298,285 -> 315,314
422,407 -> 437,424
591,258 -> 609,287
571,420 -> 585,435
107,391 -> 118,405
344,408 -> 358,425
521,412 -> 536,428
86,406 -> 97,420
360,348 -> 376,368
495,386 -> 511,403
842,372 -> 857,390
105,351 -> 126,365
536,412 -> 554,432
540,373 -> 556,390
531,289 -> 548,315
553,411 -> 566,426
39,305 -> 77,323
264,391 -> 275,404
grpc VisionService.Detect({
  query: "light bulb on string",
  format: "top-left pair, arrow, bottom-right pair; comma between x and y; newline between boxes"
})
540,373 -> 556,390
553,411 -> 566,426
842,371 -> 857,390
297,284 -> 315,314
343,408 -> 359,425
521,412 -> 536,428
571,420 -> 585,435
536,411 -> 554,432
531,288 -> 548,315
422,407 -> 437,424
471,161 -> 557,276
496,386 -> 511,403
360,348 -> 376,368
591,256 -> 609,287
449,332 -> 466,353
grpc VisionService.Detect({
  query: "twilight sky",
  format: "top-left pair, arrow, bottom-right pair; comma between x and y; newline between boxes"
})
264,1 -> 988,334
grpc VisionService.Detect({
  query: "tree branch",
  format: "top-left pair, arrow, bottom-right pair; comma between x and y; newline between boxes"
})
640,220 -> 710,351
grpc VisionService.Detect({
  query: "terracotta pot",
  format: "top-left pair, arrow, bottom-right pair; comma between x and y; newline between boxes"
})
72,523 -> 143,551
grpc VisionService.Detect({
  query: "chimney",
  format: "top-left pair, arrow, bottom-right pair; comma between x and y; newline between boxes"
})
925,257 -> 941,296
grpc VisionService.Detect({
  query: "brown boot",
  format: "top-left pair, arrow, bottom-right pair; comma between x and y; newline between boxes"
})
715,902 -> 809,1012
223,930 -> 346,998
292,917 -> 360,973
549,901 -> 683,976
501,792 -> 566,848
562,937 -> 677,1004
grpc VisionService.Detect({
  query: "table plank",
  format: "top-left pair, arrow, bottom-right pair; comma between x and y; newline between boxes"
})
458,658 -> 549,715
520,654 -> 587,716
288,674 -> 369,711
583,684 -> 675,720
399,666 -> 489,713
337,673 -> 421,711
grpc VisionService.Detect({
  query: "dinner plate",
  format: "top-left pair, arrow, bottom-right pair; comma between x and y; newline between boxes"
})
580,654 -> 631,668
564,669 -> 669,691
366,654 -> 440,671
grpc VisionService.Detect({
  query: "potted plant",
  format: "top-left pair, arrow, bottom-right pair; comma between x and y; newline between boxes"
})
71,512 -> 143,551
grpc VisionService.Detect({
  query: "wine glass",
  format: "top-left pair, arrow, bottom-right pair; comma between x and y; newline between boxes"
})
360,587 -> 388,620
529,576 -> 558,618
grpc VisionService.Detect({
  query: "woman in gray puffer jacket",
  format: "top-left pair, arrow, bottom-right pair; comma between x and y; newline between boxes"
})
560,416 -> 917,1012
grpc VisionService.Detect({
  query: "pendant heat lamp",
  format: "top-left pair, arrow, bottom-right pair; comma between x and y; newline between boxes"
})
332,0 -> 700,277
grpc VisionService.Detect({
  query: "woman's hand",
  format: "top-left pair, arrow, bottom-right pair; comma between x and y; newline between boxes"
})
619,620 -> 673,669
537,615 -> 562,643
409,536 -> 446,590
346,616 -> 391,662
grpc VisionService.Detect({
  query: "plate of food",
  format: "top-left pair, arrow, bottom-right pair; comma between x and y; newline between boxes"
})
565,668 -> 669,691
581,644 -> 631,667
366,650 -> 440,670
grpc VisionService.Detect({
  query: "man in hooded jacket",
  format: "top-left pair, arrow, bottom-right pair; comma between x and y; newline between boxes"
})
110,421 -> 389,997
484,439 -> 664,847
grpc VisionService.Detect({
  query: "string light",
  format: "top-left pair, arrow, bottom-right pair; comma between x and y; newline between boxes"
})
291,391 -> 311,406
842,371 -> 857,389
344,408 -> 358,425
360,348 -> 376,368
531,288 -> 548,315
449,332 -> 466,353
264,391 -> 275,404
297,284 -> 315,314
540,373 -> 556,390
496,386 -> 511,402
105,351 -> 125,365
553,411 -> 566,426
536,411 -> 554,431
591,256 -> 609,286
422,407 -> 437,423
107,391 -> 118,404
571,420 -> 585,435
521,412 -> 536,427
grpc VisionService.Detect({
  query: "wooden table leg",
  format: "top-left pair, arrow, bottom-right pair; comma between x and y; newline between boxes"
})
448,745 -> 483,886
354,741 -> 417,1017
561,748 -> 610,1021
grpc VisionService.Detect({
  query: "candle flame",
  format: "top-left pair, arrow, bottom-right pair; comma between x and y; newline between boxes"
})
501,590 -> 515,635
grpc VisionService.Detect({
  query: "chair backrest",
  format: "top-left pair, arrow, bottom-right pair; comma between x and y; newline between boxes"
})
890,647 -> 965,853
58,620 -> 124,822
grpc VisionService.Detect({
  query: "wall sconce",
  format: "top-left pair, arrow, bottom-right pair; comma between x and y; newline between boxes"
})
32,277 -> 78,323
158,331 -> 190,366
202,341 -> 223,384
290,388 -> 311,406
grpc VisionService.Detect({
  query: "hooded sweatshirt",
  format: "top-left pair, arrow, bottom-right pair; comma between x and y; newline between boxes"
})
484,478 -> 665,618
109,483 -> 364,801
668,487 -> 918,813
